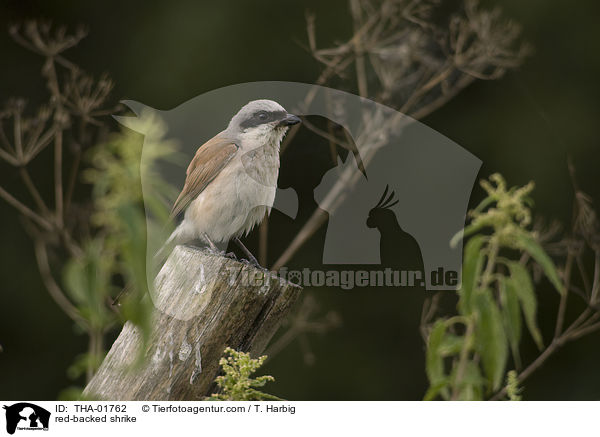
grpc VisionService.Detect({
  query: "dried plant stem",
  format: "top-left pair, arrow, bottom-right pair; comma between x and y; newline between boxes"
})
349,0 -> 368,98
19,167 -> 49,215
53,119 -> 64,226
279,6 -> 381,155
272,210 -> 328,271
260,7 -> 377,263
272,102 -> 434,270
554,250 -> 573,337
591,251 -> 600,302
33,239 -> 87,327
489,316 -> 600,401
13,108 -> 24,161
44,57 -> 65,226
301,117 -> 353,150
263,296 -> 340,363
0,184 -> 52,231
490,247 -> 600,400
274,18 -> 480,270
0,148 -> 19,166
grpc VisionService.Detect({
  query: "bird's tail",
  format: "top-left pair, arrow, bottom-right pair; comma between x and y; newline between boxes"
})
153,228 -> 179,267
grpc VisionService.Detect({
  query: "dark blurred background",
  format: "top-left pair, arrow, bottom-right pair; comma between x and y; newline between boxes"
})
0,0 -> 599,400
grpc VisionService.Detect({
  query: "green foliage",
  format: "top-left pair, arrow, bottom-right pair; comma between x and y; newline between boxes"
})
66,352 -> 106,380
206,347 -> 280,401
82,117 -> 178,336
474,288 -> 508,391
506,262 -> 543,349
61,115 -> 179,384
63,240 -> 115,331
425,320 -> 450,400
499,276 -> 522,368
425,174 -> 564,400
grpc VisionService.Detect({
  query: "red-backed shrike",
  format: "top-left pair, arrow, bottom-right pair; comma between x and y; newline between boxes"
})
161,99 -> 300,265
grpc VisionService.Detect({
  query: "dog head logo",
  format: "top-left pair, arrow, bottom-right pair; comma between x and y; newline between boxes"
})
3,403 -> 50,434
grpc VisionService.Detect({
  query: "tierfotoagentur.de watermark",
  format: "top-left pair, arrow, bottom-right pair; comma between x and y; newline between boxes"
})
228,266 -> 459,290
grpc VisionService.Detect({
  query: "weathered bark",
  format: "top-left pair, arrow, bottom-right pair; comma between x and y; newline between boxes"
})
83,245 -> 300,400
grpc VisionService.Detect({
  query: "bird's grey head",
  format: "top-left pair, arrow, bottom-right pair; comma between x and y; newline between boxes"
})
227,100 -> 301,144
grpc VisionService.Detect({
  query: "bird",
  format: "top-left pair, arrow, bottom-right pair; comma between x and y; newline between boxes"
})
159,99 -> 301,266
366,185 -> 424,273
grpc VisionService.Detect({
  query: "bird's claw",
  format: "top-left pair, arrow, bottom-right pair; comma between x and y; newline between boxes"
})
241,256 -> 262,269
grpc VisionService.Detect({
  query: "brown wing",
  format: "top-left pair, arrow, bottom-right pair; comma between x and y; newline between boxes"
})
170,135 -> 239,218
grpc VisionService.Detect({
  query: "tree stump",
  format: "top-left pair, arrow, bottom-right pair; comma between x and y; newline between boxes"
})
83,245 -> 301,400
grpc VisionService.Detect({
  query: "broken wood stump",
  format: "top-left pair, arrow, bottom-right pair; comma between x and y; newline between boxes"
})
83,245 -> 301,400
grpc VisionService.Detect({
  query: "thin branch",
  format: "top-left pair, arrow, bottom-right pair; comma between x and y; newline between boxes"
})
301,117 -> 353,151
0,147 -> 20,166
272,210 -> 328,271
54,128 -> 64,226
20,167 -> 50,215
13,105 -> 24,161
43,57 -> 66,226
0,184 -> 53,231
33,238 -> 87,327
350,0 -> 369,98
490,339 -> 560,401
24,125 -> 57,162
491,297 -> 600,400
0,121 -> 15,153
554,250 -> 573,337
64,145 -> 81,215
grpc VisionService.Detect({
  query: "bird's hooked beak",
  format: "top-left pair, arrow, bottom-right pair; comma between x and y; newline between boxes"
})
277,113 -> 301,127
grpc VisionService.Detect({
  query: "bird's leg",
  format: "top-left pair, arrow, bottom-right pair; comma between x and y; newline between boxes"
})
233,237 -> 260,267
203,233 -> 219,252
202,234 -> 237,260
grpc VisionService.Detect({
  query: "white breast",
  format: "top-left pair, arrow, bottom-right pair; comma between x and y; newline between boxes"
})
179,136 -> 280,244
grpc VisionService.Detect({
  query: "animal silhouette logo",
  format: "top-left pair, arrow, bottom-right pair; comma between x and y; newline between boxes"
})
312,102 -> 480,289
366,185 -> 424,273
3,403 -> 50,434
314,152 -> 382,265
118,81 -> 481,292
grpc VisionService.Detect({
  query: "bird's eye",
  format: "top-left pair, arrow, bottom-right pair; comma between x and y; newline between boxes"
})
257,111 -> 269,121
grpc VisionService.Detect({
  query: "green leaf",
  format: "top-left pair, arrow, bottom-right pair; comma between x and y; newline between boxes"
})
514,231 -> 564,295
451,219 -> 488,249
62,240 -> 115,329
507,262 -> 544,350
458,235 -> 486,315
426,320 -> 448,388
423,380 -> 450,401
461,360 -> 486,387
471,195 -> 496,216
499,277 -> 522,367
439,334 -> 464,356
474,289 -> 508,391
453,361 -> 485,400
455,384 -> 480,401
66,352 -> 105,380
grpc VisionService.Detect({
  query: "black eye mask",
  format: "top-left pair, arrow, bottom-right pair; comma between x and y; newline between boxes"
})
240,110 -> 287,129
